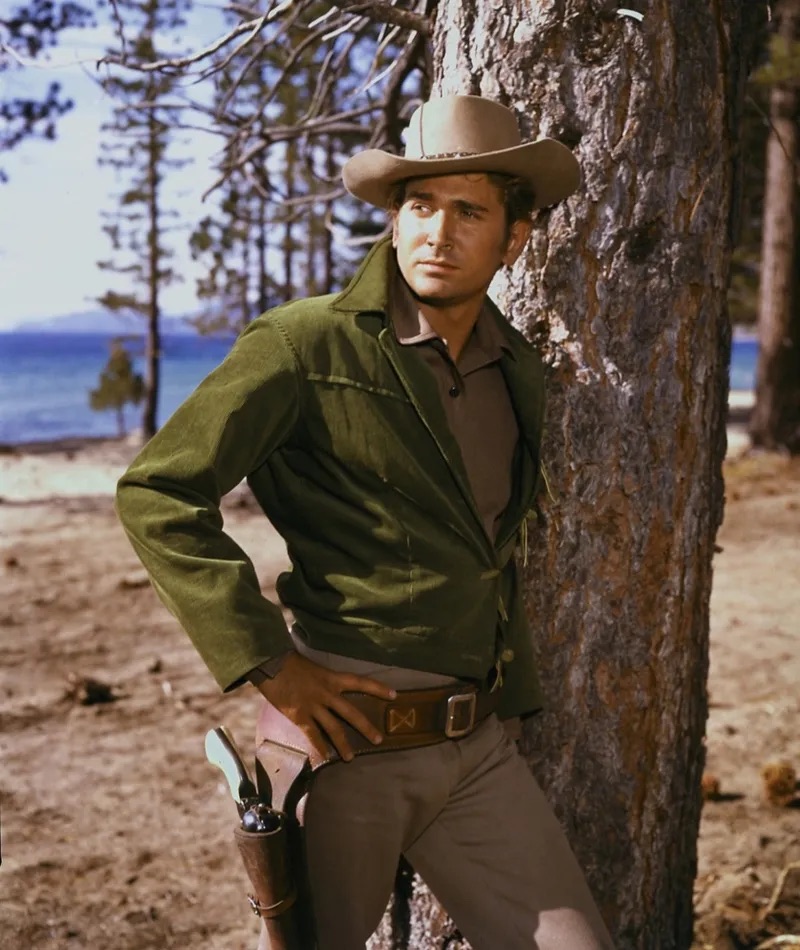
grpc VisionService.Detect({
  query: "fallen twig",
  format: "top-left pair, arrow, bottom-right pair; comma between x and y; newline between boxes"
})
760,862 -> 800,920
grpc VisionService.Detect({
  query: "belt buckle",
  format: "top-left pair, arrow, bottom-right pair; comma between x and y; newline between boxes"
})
444,692 -> 477,738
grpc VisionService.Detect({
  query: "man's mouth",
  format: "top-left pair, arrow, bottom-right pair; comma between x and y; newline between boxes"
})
418,260 -> 458,271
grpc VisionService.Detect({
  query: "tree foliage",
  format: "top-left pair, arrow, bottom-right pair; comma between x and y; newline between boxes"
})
0,0 -> 92,180
89,337 -> 144,437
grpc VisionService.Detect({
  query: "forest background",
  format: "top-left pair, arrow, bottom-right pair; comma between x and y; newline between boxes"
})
1,2 -> 799,950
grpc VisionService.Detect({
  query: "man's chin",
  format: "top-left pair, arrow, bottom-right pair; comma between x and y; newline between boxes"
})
407,283 -> 462,309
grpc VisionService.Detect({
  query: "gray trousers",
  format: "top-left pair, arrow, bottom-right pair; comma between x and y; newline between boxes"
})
258,715 -> 613,950
257,640 -> 614,950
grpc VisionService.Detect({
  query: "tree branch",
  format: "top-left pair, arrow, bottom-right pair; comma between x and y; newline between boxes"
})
99,14 -> 268,73
326,0 -> 432,36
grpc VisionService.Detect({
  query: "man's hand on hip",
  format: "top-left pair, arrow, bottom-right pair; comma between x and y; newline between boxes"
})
257,652 -> 396,762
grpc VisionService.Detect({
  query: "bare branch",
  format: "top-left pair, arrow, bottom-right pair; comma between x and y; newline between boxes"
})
760,862 -> 800,920
196,23 -> 267,83
282,187 -> 347,208
200,106 -> 377,201
308,6 -> 339,29
326,0 -> 431,35
108,0 -> 129,62
100,16 -> 265,72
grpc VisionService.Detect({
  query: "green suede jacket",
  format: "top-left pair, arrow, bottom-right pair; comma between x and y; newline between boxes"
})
116,237 -> 547,718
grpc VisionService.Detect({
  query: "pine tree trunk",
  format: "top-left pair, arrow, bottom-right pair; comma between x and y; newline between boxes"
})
387,2 -> 748,947
242,224 -> 252,330
257,192 -> 269,316
749,0 -> 800,452
142,104 -> 161,441
323,136 -> 335,294
283,142 -> 296,299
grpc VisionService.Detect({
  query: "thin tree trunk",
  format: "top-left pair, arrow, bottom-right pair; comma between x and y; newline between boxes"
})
749,0 -> 800,452
323,135 -> 335,294
143,105 -> 161,441
257,192 -> 269,315
241,218 -> 252,331
389,2 -> 749,948
283,141 -> 295,298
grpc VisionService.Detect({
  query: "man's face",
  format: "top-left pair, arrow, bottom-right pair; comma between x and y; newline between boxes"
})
391,173 -> 531,312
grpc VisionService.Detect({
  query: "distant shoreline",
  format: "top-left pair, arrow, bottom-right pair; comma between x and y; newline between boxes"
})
0,434 -> 131,457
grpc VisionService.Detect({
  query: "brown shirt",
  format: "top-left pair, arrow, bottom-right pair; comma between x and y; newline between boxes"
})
390,264 -> 519,542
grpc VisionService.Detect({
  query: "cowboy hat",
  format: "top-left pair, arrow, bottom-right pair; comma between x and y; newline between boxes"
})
342,95 -> 581,210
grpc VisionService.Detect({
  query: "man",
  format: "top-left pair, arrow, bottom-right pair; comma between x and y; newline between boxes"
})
116,95 -> 614,949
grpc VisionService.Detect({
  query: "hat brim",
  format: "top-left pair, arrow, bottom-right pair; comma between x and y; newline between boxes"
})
342,138 -> 580,211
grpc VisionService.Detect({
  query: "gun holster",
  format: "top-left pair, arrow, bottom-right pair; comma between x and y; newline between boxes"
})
236,740 -> 314,949
233,816 -> 297,919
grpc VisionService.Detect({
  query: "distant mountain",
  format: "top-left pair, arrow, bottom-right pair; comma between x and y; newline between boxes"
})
10,310 -> 197,335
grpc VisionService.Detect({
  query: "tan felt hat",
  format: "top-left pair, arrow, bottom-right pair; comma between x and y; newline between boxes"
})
342,95 -> 581,210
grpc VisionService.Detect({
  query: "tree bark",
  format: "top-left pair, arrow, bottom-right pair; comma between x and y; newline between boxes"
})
749,0 -> 800,452
388,2 -> 749,948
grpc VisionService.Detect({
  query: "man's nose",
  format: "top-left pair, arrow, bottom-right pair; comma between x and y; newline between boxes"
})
425,211 -> 451,248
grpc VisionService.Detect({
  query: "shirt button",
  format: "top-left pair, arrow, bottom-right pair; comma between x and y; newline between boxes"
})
448,385 -> 460,397
500,648 -> 515,663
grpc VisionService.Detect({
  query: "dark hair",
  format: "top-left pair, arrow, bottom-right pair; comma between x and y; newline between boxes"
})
388,172 -> 536,232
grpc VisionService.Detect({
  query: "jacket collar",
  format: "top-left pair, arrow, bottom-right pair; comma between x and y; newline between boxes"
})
331,236 -> 393,315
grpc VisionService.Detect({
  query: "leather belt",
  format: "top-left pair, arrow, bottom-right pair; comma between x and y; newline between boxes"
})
341,683 -> 496,756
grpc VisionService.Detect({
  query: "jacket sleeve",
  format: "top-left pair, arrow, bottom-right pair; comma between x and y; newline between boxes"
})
115,317 -> 300,691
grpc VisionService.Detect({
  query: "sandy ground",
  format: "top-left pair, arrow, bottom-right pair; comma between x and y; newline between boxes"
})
1,411 -> 798,950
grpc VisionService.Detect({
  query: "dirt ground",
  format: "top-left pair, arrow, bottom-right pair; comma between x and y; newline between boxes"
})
1,434 -> 798,950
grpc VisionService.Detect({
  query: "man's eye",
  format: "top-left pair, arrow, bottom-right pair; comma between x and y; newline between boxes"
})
411,202 -> 430,213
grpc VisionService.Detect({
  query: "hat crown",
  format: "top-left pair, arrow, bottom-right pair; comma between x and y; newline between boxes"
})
404,96 -> 522,161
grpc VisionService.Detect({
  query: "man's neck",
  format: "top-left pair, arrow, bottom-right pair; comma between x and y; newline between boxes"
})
416,299 -> 484,363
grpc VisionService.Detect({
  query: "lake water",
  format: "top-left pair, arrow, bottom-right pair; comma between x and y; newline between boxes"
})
0,331 -> 758,445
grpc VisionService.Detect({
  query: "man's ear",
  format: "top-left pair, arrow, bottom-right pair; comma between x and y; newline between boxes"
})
502,219 -> 533,266
391,213 -> 399,248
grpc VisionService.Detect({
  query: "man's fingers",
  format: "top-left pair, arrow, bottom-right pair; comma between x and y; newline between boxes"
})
332,671 -> 397,700
302,719 -> 333,761
315,707 -> 356,762
329,694 -> 384,747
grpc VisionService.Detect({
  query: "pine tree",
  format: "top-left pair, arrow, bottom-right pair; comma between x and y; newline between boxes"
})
89,338 -> 144,437
0,0 -> 92,181
97,0 -> 190,439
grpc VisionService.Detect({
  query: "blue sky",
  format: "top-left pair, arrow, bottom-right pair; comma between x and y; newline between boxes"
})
0,9 -> 230,330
